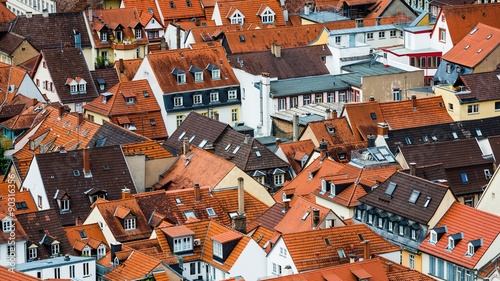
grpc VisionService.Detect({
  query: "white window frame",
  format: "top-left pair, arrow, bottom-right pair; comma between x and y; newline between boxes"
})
388,221 -> 393,232
367,213 -> 373,224
379,31 -> 386,38
430,230 -> 437,244
409,254 -> 415,269
254,176 -> 265,184
97,244 -> 106,259
212,69 -> 220,80
78,82 -> 86,93
177,73 -> 186,84
82,246 -> 91,256
398,225 -> 404,236
228,90 -> 237,100
2,220 -> 13,233
124,218 -> 136,230
173,236 -> 193,253
29,247 -> 38,259
174,96 -> 183,107
231,108 -> 238,122
61,199 -> 70,211
194,72 -> 203,82
213,241 -> 223,258
176,115 -> 184,127
193,94 -> 202,104
52,243 -> 60,256
367,32 -> 374,40
261,8 -> 275,24
101,31 -> 107,42
83,262 -> 90,277
135,28 -> 142,39
468,104 -> 479,114
210,92 -> 219,103
230,10 -> 244,25
274,174 -> 284,186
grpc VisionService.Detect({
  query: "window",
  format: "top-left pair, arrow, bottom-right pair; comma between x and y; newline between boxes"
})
467,104 -> 479,114
464,196 -> 474,207
327,93 -> 334,102
278,98 -> 286,110
194,72 -> 203,82
449,103 -> 454,111
261,9 -> 275,24
274,174 -> 284,186
69,265 -> 75,278
213,241 -> 223,258
272,263 -> 282,276
408,190 -> 420,203
355,209 -> 362,220
377,217 -> 383,228
101,31 -> 107,42
231,109 -> 238,122
135,28 -> 142,39
390,30 -> 397,37
70,84 -> 77,93
254,176 -> 265,184
193,94 -> 202,104
335,36 -> 341,44
124,218 -> 136,230
83,262 -> 90,276
461,172 -> 469,183
82,246 -> 91,256
54,268 -> 60,279
230,11 -> 244,25
97,244 -> 106,259
37,196 -> 42,208
61,199 -> 70,211
303,95 -> 310,105
2,220 -> 12,232
228,90 -> 237,100
52,243 -> 60,256
173,236 -> 193,252
411,229 -> 417,240
315,94 -> 323,103
176,115 -> 184,127
29,247 -> 38,259
495,101 -> 500,111
207,208 -> 216,217
174,96 -> 183,107
115,30 -> 123,42
379,31 -> 386,38
409,254 -> 415,269
367,213 -> 373,224
177,74 -> 186,84
398,225 -> 404,236
430,230 -> 437,244
367,32 -> 374,40
388,221 -> 393,232
339,92 -> 346,102
184,211 -> 196,219
210,92 -> 219,103
439,28 -> 446,42
393,88 -> 401,101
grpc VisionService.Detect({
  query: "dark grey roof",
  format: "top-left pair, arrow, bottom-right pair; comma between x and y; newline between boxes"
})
358,171 -> 451,225
34,146 -> 136,226
433,59 -> 473,85
89,121 -> 148,148
270,74 -> 350,97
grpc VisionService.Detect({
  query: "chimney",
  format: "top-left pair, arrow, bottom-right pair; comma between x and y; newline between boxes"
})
161,37 -> 166,50
121,188 -> 131,199
362,240 -> 371,261
409,162 -> 416,176
58,106 -> 65,119
110,242 -> 122,266
75,216 -> 83,226
411,95 -> 417,109
292,114 -> 300,141
237,177 -> 245,215
183,137 -> 189,155
312,208 -> 320,227
78,113 -> 84,125
325,108 -> 332,119
64,254 -> 70,261
194,183 -> 201,201
42,9 -> 48,17
271,44 -> 281,58
332,110 -> 338,119
119,58 -> 124,74
377,123 -> 389,138
204,144 -> 215,154
348,254 -> 357,263
244,134 -> 250,144
319,139 -> 328,160
82,148 -> 91,176
275,138 -> 282,147
367,133 -> 375,148
369,96 -> 375,102
386,262 -> 393,272
88,6 -> 93,23
26,11 -> 32,18
304,3 -> 310,15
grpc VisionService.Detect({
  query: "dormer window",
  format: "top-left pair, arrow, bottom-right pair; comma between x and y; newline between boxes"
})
206,64 -> 220,80
135,28 -> 142,39
28,244 -> 38,260
101,31 -> 107,42
273,168 -> 286,186
466,239 -> 482,257
447,236 -> 455,250
213,240 -> 223,258
82,245 -> 91,256
173,236 -> 193,252
124,218 -> 136,230
126,97 -> 135,104
430,230 -> 437,244
172,68 -> 186,84
228,90 -> 237,100
174,96 -> 183,107
52,242 -> 60,256
115,30 -> 123,42
210,92 -> 219,103
230,10 -> 245,25
260,7 -> 275,24
447,232 -> 463,251
97,244 -> 106,259
320,178 -> 328,194
2,219 -> 13,233
66,77 -> 87,94
61,198 -> 70,212
189,66 -> 203,82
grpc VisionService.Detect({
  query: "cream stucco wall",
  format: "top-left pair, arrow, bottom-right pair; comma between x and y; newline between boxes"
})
85,110 -> 109,125
83,207 -> 117,246
428,189 -> 456,229
476,166 -> 500,215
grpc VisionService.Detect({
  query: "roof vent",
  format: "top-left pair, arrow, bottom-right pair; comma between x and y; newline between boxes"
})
486,34 -> 492,40
477,49 -> 483,54
469,27 -> 478,35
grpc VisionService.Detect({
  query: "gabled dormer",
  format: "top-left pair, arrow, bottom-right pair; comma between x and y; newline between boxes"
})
113,25 -> 124,43
161,225 -> 195,255
446,232 -> 463,251
259,6 -> 275,25
40,234 -> 61,257
65,77 -> 87,94
206,64 -> 220,80
54,189 -> 71,214
2,215 -> 13,233
211,230 -> 243,263
229,9 -> 245,25
114,205 -> 136,231
172,68 -> 186,84
320,178 -> 329,194
466,238 -> 482,257
429,225 -> 447,244
100,27 -> 109,42
189,65 -> 203,82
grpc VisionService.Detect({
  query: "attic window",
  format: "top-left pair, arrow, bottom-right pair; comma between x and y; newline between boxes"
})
467,239 -> 482,257
424,196 -> 431,208
186,0 -> 192,7
184,211 -> 196,219
199,139 -> 208,148
150,119 -> 156,126
405,137 -> 412,145
408,190 -> 420,204
15,202 -> 28,210
255,150 -> 261,157
338,249 -> 346,258
486,34 -> 492,40
225,144 -> 231,151
143,90 -> 150,97
124,218 -> 136,230
385,182 -> 397,196
206,208 -> 216,217
172,68 -> 186,84
80,230 -> 87,239
460,172 -> 469,183
326,125 -> 335,134
148,8 -> 153,14
301,211 -> 310,221
469,27 -> 478,35
452,131 -> 458,139
103,164 -> 110,170
476,129 -> 482,137
73,170 -> 80,176
2,219 -> 13,233
232,145 -> 240,154
169,1 -> 175,8
358,233 -> 364,241
175,197 -> 182,204
431,135 -> 438,141
178,131 -> 186,140
447,232 -> 463,250
370,112 -> 377,120
239,35 -> 245,42
189,135 -> 196,143
325,238 -> 331,246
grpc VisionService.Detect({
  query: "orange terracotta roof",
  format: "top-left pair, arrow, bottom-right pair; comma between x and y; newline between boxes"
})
122,140 -> 174,159
250,225 -> 276,249
436,3 -> 500,45
442,23 -> 500,68
211,230 -> 243,243
0,212 -> 28,243
157,0 -> 205,21
342,101 -> 384,141
84,79 -> 168,139
154,147 -> 235,190
212,186 -> 270,224
214,0 -> 286,28
115,58 -> 143,82
145,46 -> 239,95
114,205 -> 131,219
161,225 -> 195,237
103,250 -> 163,281
274,196 -> 333,234
0,183 -> 37,214
0,265 -> 43,281
122,0 -> 161,19
379,96 -> 453,130
189,24 -> 243,45
419,202 -> 500,269
273,157 -> 345,205
64,223 -> 108,252
282,224 -> 401,272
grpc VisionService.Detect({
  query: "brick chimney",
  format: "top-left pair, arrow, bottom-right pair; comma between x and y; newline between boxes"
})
325,108 -> 332,120
275,138 -> 281,147
367,133 -> 375,148
78,113 -> 84,125
75,216 -> 83,226
238,177 -> 245,215
82,148 -> 91,177
183,137 -> 189,155
121,188 -> 131,199
409,162 -> 416,176
58,106 -> 65,119
194,183 -> 201,201
362,240 -> 371,261
377,123 -> 389,138
119,58 -> 124,74
411,95 -> 417,109
332,110 -> 338,119
319,139 -> 328,161
232,178 -> 247,234
312,208 -> 320,228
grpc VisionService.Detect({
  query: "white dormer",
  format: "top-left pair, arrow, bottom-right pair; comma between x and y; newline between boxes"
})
260,7 -> 275,24
2,216 -> 13,233
230,9 -> 245,25
430,229 -> 437,244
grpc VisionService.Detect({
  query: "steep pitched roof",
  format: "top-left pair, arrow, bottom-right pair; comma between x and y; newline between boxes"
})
122,0 -> 161,17
277,140 -> 316,175
16,209 -> 72,259
0,183 -> 37,214
282,224 -> 400,272
419,202 -> 500,269
103,249 -> 164,281
436,3 -> 500,45
145,46 -> 239,94
274,196 -> 333,234
92,197 -> 151,242
358,171 -> 452,225
64,223 -> 108,252
455,69 -> 500,102
246,202 -> 286,232
34,146 -> 136,226
115,58 -> 143,82
228,45 -> 331,79
212,186 -> 270,224
88,120 -> 149,148
10,12 -> 92,50
0,212 -> 28,244
36,48 -> 99,104
0,2 -> 16,27
156,0 -> 205,21
379,96 -> 453,130
84,79 -> 168,139
214,0 -> 286,28
154,147 -> 235,190
342,100 -> 383,141
442,23 -> 500,68
0,32 -> 27,55
122,140 -> 174,159
90,68 -> 120,94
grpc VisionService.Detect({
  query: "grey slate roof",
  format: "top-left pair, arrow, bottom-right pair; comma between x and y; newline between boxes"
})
340,61 -> 411,87
89,121 -> 148,148
10,12 -> 92,51
0,32 -> 26,55
433,59 -> 473,85
34,145 -> 136,226
358,171 -> 451,225
270,74 -> 351,97
455,69 -> 500,103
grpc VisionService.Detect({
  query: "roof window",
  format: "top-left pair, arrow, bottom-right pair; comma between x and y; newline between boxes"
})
408,190 -> 420,204
385,182 -> 397,196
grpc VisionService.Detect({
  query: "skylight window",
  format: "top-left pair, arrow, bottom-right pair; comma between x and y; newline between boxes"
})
370,112 -> 377,120
476,129 -> 482,137
452,131 -> 458,139
178,131 -> 186,140
225,144 -> 231,151
189,135 -> 196,143
385,182 -> 397,196
408,190 -> 420,204
431,135 -> 438,141
424,196 -> 431,208
325,238 -> 331,246
175,197 -> 182,204
460,172 -> 469,183
80,230 -> 87,239
405,137 -> 412,145
358,234 -> 364,241
184,211 -> 196,219
232,145 -> 240,154
301,211 -> 310,221
255,151 -> 261,157
337,249 -> 346,258
206,208 -> 216,217
199,139 -> 208,148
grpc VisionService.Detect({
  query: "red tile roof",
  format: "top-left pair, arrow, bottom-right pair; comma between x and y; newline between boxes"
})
214,0 -> 286,28
0,2 -> 15,24
0,265 -> 44,281
122,140 -> 174,159
419,202 -> 500,269
274,196 -> 334,234
64,223 -> 108,253
156,0 -> 205,22
342,101 -> 384,140
0,183 -> 37,214
115,58 -> 143,82
122,0 -> 161,18
442,23 -> 500,68
103,250 -> 164,281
